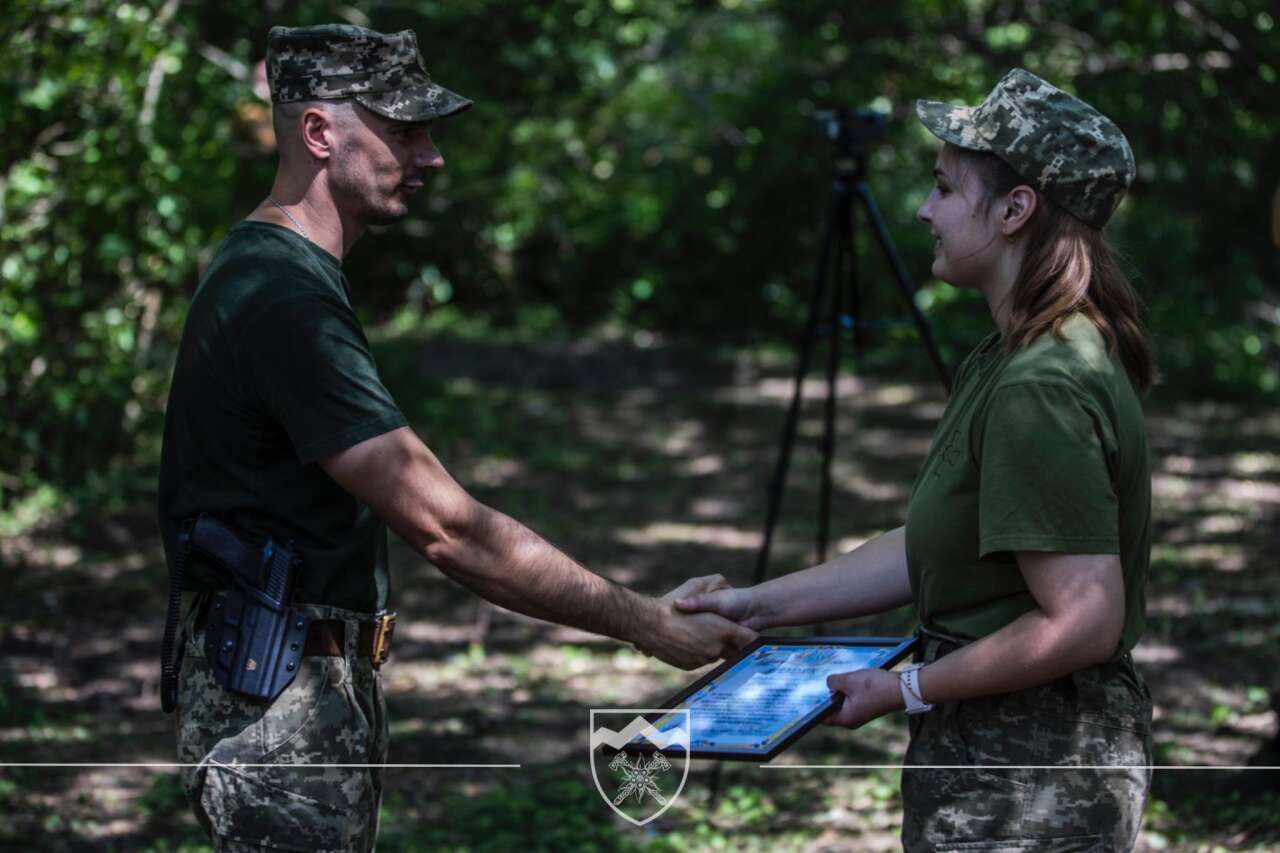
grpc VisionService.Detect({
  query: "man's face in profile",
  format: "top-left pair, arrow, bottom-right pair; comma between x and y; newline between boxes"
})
329,104 -> 443,227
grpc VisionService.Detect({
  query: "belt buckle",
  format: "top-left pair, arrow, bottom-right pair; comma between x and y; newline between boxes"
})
371,612 -> 397,668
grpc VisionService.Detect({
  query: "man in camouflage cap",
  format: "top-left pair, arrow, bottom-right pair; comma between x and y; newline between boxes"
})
266,24 -> 473,123
161,23 -> 753,852
915,67 -> 1136,228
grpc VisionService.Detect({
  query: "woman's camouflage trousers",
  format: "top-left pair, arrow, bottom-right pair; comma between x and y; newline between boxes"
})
901,630 -> 1152,852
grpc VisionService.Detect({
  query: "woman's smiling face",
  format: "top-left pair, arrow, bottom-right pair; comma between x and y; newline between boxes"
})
916,145 -> 1006,291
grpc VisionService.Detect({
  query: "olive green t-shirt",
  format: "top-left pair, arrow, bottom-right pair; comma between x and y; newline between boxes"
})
903,313 -> 1151,655
157,222 -> 407,612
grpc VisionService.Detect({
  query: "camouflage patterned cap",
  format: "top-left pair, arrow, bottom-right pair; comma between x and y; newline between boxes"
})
266,24 -> 472,123
915,68 -> 1135,228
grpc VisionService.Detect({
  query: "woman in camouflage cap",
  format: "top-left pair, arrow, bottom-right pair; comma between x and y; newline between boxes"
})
678,69 -> 1155,851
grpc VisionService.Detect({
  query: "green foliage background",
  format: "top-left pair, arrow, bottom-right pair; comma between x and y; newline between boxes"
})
3,0 -> 1278,512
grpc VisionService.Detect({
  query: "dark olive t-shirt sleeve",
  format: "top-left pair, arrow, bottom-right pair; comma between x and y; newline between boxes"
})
241,293 -> 407,465
977,381 -> 1120,557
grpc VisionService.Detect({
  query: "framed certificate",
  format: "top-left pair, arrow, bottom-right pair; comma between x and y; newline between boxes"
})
629,635 -> 917,762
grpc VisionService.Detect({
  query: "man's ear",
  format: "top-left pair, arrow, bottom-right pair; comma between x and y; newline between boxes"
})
1001,185 -> 1038,237
299,107 -> 337,161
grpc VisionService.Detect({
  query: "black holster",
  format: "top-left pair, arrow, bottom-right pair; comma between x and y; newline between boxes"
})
160,514 -> 309,712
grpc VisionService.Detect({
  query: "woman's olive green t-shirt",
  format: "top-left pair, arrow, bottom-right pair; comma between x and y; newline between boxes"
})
903,313 -> 1151,654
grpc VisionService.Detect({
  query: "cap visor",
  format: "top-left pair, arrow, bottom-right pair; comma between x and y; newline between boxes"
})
356,80 -> 473,123
914,100 -> 991,152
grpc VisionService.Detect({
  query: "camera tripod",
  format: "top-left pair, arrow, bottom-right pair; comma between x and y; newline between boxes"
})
702,112 -> 953,803
752,109 -> 951,593
707,110 -> 954,804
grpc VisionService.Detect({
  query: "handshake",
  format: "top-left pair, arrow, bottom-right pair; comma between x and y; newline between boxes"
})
632,571 -> 902,731
633,574 -> 767,670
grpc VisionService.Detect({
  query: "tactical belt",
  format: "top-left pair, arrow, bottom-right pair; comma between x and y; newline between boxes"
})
281,617 -> 396,666
296,617 -> 397,666
191,599 -> 398,665
163,515 -> 399,714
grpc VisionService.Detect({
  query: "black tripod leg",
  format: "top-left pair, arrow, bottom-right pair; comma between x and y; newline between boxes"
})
751,192 -> 841,588
813,223 -> 853,638
818,223 -> 851,570
848,201 -> 863,362
854,180 -> 951,392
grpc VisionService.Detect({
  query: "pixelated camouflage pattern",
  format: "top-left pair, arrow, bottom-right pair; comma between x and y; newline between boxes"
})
899,633 -> 1152,852
267,24 -> 472,122
916,68 -> 1135,228
176,599 -> 388,852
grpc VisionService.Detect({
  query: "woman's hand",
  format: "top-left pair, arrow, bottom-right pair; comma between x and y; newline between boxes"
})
660,574 -> 732,606
672,576 -> 769,631
638,574 -> 757,669
823,668 -> 904,729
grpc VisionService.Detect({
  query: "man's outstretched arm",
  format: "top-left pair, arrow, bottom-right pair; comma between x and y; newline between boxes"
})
322,426 -> 755,668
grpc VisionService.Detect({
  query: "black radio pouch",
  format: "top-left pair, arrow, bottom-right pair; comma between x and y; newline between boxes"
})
160,514 -> 309,711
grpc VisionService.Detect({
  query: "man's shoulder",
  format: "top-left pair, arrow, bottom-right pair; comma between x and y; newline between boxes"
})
195,223 -> 346,319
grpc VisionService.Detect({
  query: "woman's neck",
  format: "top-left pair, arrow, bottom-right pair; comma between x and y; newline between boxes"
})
983,240 -> 1026,336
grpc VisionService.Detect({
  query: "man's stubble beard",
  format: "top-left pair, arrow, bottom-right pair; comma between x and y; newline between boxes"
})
330,152 -> 410,229
357,182 -> 410,227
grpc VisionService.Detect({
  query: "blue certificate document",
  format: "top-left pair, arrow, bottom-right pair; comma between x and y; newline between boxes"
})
638,636 -> 916,761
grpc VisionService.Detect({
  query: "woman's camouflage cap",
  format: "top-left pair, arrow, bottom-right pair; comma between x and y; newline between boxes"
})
266,24 -> 472,123
916,68 -> 1135,228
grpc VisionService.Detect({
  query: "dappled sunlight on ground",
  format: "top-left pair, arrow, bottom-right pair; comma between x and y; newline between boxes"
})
1,334 -> 1277,849
616,522 -> 761,550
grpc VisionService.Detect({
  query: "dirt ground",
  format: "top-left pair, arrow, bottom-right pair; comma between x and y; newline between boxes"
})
1,330 -> 1277,851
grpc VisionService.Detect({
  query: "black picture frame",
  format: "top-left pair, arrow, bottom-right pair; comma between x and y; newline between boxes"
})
628,635 -> 917,763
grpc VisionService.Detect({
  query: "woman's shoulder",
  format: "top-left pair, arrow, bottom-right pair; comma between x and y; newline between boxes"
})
997,314 -> 1121,394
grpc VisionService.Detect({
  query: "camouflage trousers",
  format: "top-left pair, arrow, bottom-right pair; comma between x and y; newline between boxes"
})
175,596 -> 389,852
901,629 -> 1152,852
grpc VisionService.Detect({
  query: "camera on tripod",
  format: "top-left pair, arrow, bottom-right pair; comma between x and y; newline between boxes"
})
750,101 -> 949,595
814,108 -> 888,152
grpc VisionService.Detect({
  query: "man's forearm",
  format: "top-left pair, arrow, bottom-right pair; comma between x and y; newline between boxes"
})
329,430 -> 661,643
426,502 -> 659,644
750,526 -> 913,628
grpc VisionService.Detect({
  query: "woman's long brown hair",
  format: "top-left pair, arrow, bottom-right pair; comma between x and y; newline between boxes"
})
946,144 -> 1157,395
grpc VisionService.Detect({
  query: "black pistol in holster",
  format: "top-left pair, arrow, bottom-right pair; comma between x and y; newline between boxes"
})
160,514 -> 309,713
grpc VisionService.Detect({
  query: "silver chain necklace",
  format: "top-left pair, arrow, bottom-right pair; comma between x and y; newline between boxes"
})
266,195 -> 309,241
